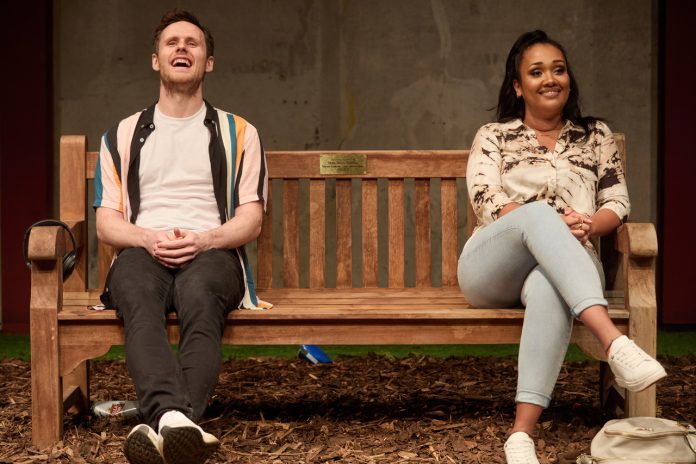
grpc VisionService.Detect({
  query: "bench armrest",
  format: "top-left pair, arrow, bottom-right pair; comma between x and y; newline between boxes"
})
27,220 -> 84,262
27,226 -> 66,262
616,222 -> 657,258
28,220 -> 85,292
613,222 -> 658,357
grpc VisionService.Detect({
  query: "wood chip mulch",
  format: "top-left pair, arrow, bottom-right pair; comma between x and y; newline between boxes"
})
1,354 -> 694,463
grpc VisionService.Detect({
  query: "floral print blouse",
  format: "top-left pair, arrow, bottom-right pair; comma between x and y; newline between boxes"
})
467,118 -> 630,236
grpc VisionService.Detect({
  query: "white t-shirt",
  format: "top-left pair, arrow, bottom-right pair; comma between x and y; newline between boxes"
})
135,103 -> 221,232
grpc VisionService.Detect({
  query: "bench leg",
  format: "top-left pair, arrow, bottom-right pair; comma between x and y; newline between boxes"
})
63,361 -> 90,415
618,226 -> 659,418
31,307 -> 63,449
599,361 -> 623,417
626,385 -> 657,417
626,305 -> 657,417
599,361 -> 657,418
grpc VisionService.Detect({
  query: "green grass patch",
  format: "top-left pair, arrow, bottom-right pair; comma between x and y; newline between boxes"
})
83,344 -> 589,362
657,328 -> 696,357
236,344 -> 591,362
2,330 -> 694,362
0,334 -> 30,360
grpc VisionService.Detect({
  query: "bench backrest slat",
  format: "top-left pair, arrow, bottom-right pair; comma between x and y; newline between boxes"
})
265,151 -> 465,178
98,241 -> 113,291
415,180 -> 431,287
388,180 -> 406,287
441,179 -> 459,286
256,186 -> 273,288
62,136 -> 88,292
282,180 -> 300,287
308,180 -> 326,288
335,179 -> 353,288
361,179 -> 378,287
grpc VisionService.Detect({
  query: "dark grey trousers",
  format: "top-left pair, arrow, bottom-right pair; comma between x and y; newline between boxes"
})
105,247 -> 244,429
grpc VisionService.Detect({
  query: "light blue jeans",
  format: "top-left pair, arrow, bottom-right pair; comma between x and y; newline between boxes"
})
458,202 -> 606,408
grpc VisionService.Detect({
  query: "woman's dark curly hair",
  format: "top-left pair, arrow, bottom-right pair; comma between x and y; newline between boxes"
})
496,30 -> 598,134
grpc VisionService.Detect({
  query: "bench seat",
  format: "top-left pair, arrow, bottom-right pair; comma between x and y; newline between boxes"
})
56,289 -> 628,377
61,288 -> 628,322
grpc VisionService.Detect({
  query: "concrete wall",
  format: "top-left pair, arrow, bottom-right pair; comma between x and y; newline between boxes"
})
55,0 -> 657,222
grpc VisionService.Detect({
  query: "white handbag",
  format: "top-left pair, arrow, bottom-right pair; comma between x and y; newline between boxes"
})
577,417 -> 696,463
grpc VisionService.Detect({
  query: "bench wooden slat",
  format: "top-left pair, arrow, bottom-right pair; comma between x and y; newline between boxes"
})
264,299 -> 473,306
57,323 -> 629,356
415,180 -> 431,287
58,304 -> 630,321
261,287 -> 465,298
388,180 -> 405,287
265,151 -> 467,179
61,284 -> 626,316
98,242 -> 113,291
260,300 -> 626,309
309,180 -> 326,288
335,180 -> 352,288
362,180 -> 378,287
63,287 -> 626,301
86,151 -> 471,181
615,134 -> 626,177
257,186 -> 273,288
87,151 -> 98,179
61,302 -> 628,317
61,136 -> 88,292
441,179 -> 458,286
65,287 -> 464,300
282,180 -> 300,287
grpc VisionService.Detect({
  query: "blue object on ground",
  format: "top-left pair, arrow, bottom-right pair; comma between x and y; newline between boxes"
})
298,345 -> 332,364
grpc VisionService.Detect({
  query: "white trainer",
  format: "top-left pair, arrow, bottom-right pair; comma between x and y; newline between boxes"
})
504,431 -> 539,464
608,335 -> 667,392
124,424 -> 164,464
158,410 -> 220,464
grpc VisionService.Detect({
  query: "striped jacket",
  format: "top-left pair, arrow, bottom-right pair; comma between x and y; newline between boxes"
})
93,100 -> 270,309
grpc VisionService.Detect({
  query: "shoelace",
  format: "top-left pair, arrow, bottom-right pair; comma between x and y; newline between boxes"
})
612,341 -> 651,369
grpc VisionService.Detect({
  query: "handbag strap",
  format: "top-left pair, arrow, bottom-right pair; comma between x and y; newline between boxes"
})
575,455 -> 595,464
577,455 -> 696,464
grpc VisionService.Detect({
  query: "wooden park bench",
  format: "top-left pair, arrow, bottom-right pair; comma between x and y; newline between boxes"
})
27,134 -> 658,447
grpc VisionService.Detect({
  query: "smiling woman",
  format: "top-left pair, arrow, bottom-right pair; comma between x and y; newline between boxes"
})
458,30 -> 666,464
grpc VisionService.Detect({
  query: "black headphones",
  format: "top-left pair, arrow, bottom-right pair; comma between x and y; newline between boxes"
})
22,219 -> 78,281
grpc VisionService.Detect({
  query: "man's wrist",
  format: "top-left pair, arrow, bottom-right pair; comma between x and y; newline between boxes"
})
139,228 -> 152,249
199,230 -> 215,251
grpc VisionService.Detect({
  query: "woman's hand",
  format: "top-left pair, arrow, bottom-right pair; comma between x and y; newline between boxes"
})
562,208 -> 592,244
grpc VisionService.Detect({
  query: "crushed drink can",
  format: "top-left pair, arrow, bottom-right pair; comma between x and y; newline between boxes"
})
298,345 -> 332,364
93,400 -> 139,419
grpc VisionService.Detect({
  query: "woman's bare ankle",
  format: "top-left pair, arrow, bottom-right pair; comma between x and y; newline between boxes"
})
510,424 -> 535,436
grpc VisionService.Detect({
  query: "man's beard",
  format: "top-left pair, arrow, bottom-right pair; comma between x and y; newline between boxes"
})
161,72 -> 205,96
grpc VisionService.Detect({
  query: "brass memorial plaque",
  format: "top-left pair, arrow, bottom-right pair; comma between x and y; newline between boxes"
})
319,153 -> 367,175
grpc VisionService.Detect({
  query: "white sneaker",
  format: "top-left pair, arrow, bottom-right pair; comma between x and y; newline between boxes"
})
158,410 -> 220,464
608,335 -> 667,392
504,432 -> 539,464
124,424 -> 164,464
